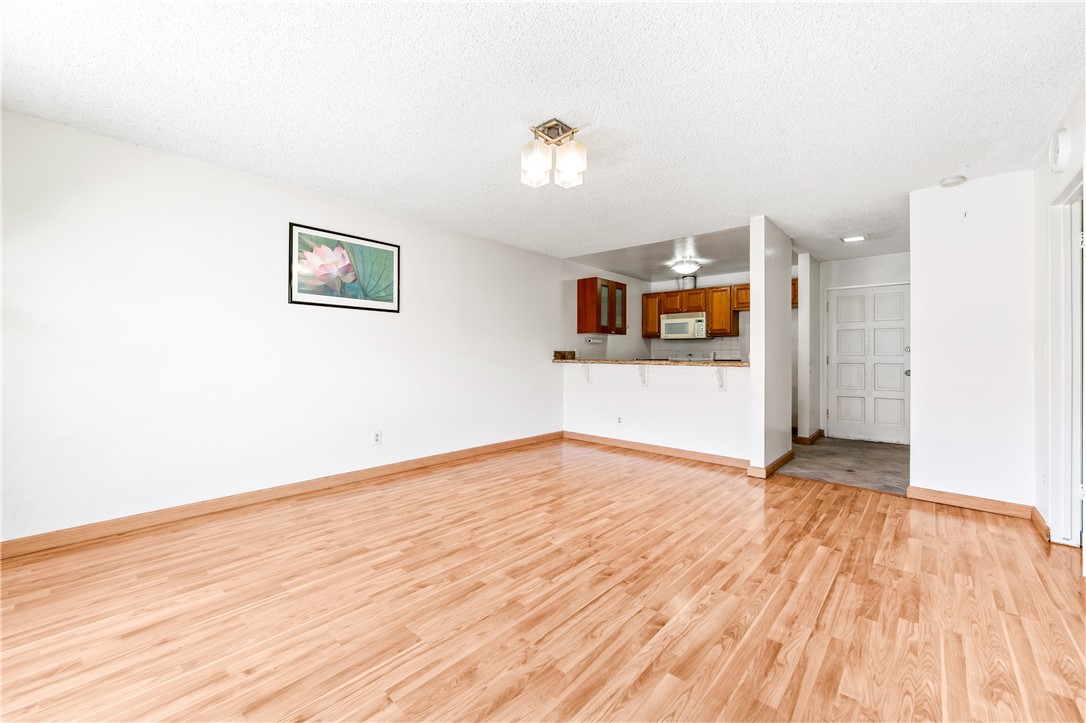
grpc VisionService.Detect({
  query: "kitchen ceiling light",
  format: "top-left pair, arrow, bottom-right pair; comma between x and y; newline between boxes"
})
521,118 -> 586,188
840,235 -> 867,243
670,259 -> 701,274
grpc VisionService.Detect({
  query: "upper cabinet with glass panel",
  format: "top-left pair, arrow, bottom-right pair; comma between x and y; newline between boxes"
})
576,277 -> 627,335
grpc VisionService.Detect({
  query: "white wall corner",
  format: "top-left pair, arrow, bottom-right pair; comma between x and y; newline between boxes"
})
1032,86 -> 1085,544
909,171 -> 1036,506
749,216 -> 793,468
797,253 -> 821,438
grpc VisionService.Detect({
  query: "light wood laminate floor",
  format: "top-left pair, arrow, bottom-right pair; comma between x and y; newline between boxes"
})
3,440 -> 1083,721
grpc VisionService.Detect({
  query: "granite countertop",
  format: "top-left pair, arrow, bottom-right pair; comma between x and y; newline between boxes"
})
552,359 -> 749,367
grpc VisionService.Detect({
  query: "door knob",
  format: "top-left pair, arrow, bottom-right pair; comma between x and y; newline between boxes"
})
905,370 -> 911,376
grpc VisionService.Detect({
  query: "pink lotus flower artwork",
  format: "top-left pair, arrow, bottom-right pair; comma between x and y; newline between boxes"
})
289,224 -> 399,312
297,244 -> 357,293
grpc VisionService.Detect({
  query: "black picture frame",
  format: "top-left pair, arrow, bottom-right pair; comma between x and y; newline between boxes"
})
288,222 -> 400,313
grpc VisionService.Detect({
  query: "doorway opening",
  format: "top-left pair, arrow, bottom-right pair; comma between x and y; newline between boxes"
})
781,282 -> 911,496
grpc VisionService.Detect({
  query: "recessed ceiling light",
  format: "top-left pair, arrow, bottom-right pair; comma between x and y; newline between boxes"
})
840,235 -> 867,243
940,175 -> 967,187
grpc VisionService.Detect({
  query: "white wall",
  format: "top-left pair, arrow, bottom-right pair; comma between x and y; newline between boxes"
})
749,216 -> 793,468
791,308 -> 799,428
797,253 -> 821,437
648,270 -> 750,293
1032,86 -> 1085,542
821,252 -> 910,289
910,171 -> 1034,505
561,261 -> 649,361
562,364 -> 749,460
2,113 -> 564,540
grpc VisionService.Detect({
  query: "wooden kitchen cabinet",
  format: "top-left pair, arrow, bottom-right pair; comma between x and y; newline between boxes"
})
682,288 -> 708,312
707,286 -> 739,336
645,286 -> 737,337
577,277 -> 627,335
641,293 -> 662,338
732,283 -> 750,311
661,291 -> 682,314
661,288 -> 707,314
730,281 -> 796,310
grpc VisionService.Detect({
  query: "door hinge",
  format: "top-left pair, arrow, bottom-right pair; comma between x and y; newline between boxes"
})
826,355 -> 829,365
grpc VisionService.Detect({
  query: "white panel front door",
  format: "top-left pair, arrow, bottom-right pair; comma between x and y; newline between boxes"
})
827,284 -> 910,443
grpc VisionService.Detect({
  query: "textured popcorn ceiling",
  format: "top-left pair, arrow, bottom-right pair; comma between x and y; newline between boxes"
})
3,3 -> 1083,262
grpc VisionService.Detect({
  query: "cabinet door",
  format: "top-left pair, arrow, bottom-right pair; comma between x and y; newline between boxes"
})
576,277 -> 601,333
707,286 -> 738,336
661,291 -> 683,314
641,293 -> 661,338
682,288 -> 708,312
599,280 -> 612,332
612,281 -> 627,335
733,283 -> 751,311
791,278 -> 799,308
576,277 -> 627,334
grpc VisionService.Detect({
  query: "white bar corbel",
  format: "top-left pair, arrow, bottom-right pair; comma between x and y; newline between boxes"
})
715,367 -> 727,392
582,363 -> 592,384
638,364 -> 648,387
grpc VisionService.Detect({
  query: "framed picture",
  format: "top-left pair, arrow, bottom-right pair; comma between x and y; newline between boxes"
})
289,223 -> 400,312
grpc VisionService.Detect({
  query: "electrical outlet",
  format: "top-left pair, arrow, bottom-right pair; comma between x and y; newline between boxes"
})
617,416 -> 622,424
372,431 -> 382,445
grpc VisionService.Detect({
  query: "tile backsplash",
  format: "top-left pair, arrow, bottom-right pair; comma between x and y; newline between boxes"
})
649,337 -> 741,357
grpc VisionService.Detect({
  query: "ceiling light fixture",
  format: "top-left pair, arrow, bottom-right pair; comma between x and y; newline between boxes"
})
940,175 -> 967,187
670,259 -> 701,274
840,235 -> 867,243
521,118 -> 586,188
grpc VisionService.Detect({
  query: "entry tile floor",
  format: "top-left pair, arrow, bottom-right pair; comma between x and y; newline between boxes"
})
778,436 -> 909,496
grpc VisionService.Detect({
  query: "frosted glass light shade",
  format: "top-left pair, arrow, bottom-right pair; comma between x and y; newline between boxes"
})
554,167 -> 583,189
521,167 -> 550,188
555,139 -> 587,174
670,260 -> 701,274
521,139 -> 552,174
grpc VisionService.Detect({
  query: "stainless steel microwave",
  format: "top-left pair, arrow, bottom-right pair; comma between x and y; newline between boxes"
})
660,312 -> 707,339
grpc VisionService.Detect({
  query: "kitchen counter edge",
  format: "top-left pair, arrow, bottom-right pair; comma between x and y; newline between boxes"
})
552,359 -> 749,367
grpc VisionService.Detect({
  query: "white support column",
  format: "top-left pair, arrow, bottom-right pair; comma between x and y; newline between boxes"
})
797,253 -> 822,439
749,216 -> 795,473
